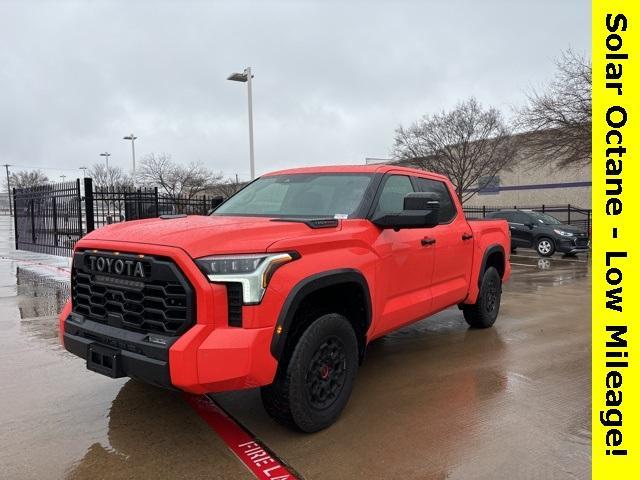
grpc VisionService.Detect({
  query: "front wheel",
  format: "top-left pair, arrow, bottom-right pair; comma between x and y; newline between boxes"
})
462,266 -> 502,328
536,237 -> 555,257
261,313 -> 359,433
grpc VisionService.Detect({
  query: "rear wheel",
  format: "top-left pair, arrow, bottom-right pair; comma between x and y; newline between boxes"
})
536,237 -> 555,257
261,313 -> 358,432
463,266 -> 502,328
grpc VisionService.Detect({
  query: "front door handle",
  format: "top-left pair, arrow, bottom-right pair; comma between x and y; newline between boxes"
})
421,237 -> 436,246
462,233 -> 473,240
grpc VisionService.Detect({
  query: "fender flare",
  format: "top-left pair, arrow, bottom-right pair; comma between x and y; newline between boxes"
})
478,244 -> 506,288
270,268 -> 372,360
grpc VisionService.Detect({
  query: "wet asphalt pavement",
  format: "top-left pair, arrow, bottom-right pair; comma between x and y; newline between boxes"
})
0,216 -> 590,479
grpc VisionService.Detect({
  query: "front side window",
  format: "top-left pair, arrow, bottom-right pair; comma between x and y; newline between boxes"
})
373,175 -> 414,216
414,177 -> 457,223
213,173 -> 374,218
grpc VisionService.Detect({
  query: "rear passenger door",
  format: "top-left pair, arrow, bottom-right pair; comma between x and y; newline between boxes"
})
414,176 -> 473,311
509,212 -> 535,247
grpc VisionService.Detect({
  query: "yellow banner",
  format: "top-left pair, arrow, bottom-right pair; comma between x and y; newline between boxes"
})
593,0 -> 640,477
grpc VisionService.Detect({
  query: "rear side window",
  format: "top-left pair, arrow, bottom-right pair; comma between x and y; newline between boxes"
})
512,212 -> 531,224
491,212 -> 513,221
414,177 -> 456,223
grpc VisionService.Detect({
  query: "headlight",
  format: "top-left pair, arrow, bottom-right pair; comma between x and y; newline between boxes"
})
553,229 -> 574,237
196,253 -> 297,304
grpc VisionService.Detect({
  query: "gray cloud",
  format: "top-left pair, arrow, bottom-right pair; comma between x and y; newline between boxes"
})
0,0 -> 590,181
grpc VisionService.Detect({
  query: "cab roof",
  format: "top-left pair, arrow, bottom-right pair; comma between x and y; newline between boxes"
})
263,164 -> 449,181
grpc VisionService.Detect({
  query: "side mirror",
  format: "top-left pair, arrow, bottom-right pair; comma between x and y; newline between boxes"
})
526,222 -> 535,229
372,192 -> 440,230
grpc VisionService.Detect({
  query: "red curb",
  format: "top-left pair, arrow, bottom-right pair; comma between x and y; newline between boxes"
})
185,394 -> 300,480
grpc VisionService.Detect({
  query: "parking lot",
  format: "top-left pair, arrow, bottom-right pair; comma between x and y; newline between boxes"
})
0,217 -> 590,479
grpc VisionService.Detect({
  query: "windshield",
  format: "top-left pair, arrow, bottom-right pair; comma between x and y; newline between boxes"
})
528,211 -> 562,225
213,173 -> 374,218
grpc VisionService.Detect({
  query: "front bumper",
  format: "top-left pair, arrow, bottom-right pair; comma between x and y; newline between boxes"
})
64,312 -> 175,389
556,237 -> 590,254
61,304 -> 278,393
59,239 -> 279,394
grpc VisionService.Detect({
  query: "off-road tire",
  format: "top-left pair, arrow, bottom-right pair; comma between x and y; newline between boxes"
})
261,313 -> 358,433
462,266 -> 502,329
536,237 -> 555,257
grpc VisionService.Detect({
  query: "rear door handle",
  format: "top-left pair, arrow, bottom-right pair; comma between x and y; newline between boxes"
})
462,233 -> 473,240
421,237 -> 436,246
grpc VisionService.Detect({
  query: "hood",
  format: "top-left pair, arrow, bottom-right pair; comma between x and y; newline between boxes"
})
81,215 -> 335,258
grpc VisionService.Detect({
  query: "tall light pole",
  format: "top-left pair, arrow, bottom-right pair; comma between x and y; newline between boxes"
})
227,67 -> 255,180
79,166 -> 88,178
2,164 -> 12,216
123,134 -> 137,178
99,152 -> 111,168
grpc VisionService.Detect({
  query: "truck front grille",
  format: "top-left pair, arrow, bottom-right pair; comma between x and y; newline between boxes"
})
71,251 -> 195,335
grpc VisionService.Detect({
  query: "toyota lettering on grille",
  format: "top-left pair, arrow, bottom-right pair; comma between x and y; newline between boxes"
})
88,255 -> 146,278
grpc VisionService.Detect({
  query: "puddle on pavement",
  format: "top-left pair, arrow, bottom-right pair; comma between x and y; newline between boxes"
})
16,267 -> 70,319
65,381 -> 248,480
0,233 -> 591,479
507,253 -> 590,290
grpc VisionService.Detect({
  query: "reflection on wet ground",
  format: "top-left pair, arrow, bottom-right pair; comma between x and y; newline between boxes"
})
214,254 -> 591,479
16,267 -> 70,319
0,223 -> 591,479
66,381 -> 251,480
507,252 -> 590,291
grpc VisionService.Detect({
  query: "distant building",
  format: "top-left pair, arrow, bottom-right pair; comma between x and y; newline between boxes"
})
464,158 -> 590,208
367,131 -> 591,209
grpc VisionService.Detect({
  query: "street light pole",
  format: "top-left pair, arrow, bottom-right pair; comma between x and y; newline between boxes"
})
227,67 -> 255,180
246,68 -> 255,181
79,166 -> 88,178
2,164 -> 12,217
123,134 -> 137,178
99,152 -> 111,168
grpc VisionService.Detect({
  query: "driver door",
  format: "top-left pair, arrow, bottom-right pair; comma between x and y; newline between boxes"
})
370,174 -> 435,337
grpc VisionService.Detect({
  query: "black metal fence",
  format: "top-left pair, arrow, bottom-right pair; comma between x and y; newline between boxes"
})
12,178 -> 592,257
13,178 -> 216,256
13,180 -> 84,257
87,180 -> 214,229
462,204 -> 592,233
90,184 -> 159,229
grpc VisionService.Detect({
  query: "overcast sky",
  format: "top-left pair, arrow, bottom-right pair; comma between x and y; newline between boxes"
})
0,0 -> 590,182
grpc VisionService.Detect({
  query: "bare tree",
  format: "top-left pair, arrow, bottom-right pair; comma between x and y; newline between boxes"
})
9,170 -> 49,189
88,164 -> 133,188
211,178 -> 246,198
7,170 -> 49,190
393,97 -> 517,202
137,153 -> 223,203
516,49 -> 591,167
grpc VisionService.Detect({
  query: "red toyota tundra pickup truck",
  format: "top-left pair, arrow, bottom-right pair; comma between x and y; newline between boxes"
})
59,165 -> 510,432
